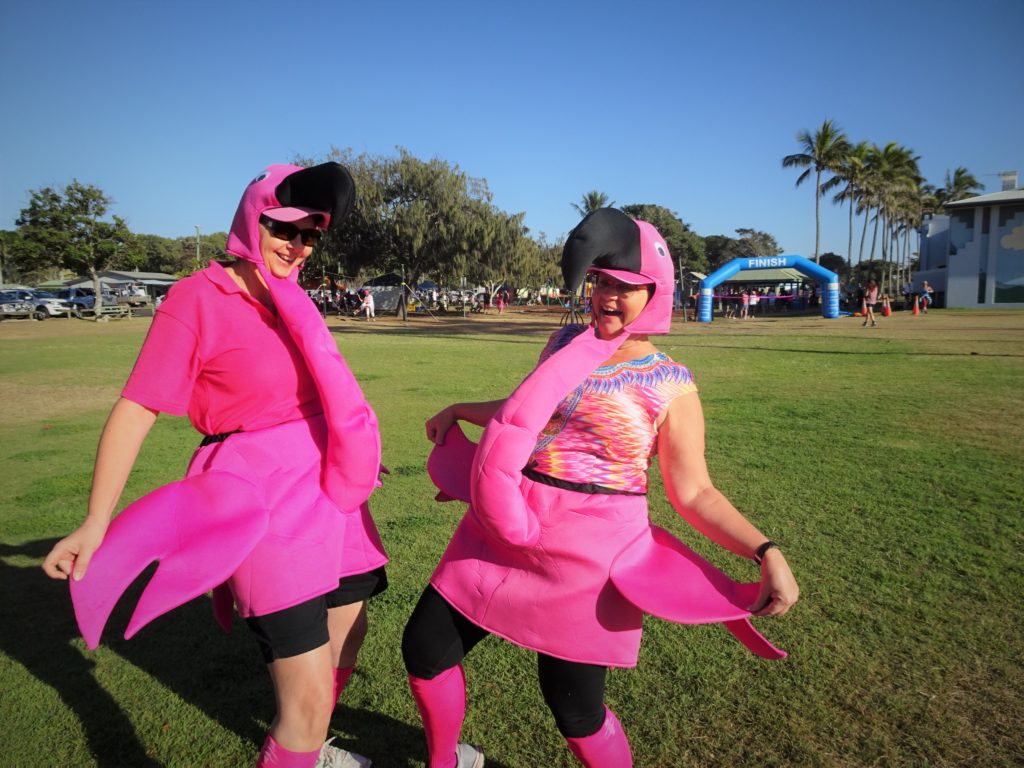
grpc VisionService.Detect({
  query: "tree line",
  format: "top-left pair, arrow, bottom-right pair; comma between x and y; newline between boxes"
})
783,118 -> 983,291
7,134 -> 976,301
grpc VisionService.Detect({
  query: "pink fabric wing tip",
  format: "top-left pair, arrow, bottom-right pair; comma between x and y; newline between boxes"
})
427,423 -> 476,504
610,525 -> 787,659
69,471 -> 268,649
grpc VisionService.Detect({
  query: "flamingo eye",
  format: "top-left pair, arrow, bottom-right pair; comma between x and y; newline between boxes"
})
655,242 -> 667,258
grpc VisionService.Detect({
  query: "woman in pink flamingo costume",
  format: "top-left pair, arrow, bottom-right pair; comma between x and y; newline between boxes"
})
402,208 -> 800,767
43,163 -> 388,768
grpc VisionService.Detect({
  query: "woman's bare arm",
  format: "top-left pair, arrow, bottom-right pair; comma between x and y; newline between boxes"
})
42,398 -> 158,580
425,400 -> 506,445
657,393 -> 799,616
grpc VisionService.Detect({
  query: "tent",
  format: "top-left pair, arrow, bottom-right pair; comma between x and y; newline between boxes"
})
363,273 -> 402,287
720,267 -> 805,283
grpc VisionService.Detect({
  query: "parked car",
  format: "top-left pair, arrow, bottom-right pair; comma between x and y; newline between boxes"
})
114,283 -> 153,307
7,289 -> 73,320
54,288 -> 119,316
0,291 -> 34,320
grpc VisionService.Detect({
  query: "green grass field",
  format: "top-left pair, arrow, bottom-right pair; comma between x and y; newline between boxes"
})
1,308 -> 1022,767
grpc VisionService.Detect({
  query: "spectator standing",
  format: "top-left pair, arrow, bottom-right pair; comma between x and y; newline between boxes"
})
862,279 -> 879,327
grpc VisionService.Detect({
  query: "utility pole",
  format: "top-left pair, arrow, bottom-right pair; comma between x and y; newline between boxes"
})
403,264 -> 411,321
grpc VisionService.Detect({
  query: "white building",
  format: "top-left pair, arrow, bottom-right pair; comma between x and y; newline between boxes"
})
917,179 -> 1024,308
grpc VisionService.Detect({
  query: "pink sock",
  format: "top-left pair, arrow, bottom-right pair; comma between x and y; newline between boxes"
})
565,707 -> 633,768
255,735 -> 320,768
333,665 -> 354,704
408,665 -> 467,768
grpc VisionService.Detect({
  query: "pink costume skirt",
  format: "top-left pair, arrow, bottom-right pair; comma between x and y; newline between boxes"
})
71,413 -> 388,650
187,414 -> 388,618
431,477 -> 649,668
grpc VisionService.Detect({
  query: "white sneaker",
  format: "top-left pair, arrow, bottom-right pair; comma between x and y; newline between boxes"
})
455,742 -> 485,768
317,737 -> 373,768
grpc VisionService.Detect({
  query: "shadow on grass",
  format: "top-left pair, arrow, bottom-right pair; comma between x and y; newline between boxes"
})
334,705 -> 513,768
3,539 -> 484,768
1,538 -> 161,766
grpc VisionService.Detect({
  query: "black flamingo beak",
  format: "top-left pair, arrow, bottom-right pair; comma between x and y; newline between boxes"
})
561,208 -> 642,292
275,162 -> 356,231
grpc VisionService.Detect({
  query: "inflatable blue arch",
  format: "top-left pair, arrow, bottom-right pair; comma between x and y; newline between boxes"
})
697,256 -> 840,322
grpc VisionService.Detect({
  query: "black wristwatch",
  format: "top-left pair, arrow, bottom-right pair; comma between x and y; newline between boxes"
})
754,540 -> 780,564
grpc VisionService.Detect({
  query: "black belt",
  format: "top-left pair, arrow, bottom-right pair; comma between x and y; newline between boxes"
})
199,430 -> 241,447
522,467 -> 645,496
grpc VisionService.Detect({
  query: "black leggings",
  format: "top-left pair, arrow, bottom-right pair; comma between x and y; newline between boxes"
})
402,585 -> 608,738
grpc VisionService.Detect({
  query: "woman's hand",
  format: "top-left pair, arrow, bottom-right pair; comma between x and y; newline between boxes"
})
425,406 -> 457,445
747,549 -> 800,617
42,517 -> 109,581
425,400 -> 506,445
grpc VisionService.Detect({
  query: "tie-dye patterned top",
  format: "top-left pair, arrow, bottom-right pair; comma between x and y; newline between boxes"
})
528,325 -> 698,494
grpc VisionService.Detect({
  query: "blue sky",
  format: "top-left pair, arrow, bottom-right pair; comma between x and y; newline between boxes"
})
2,0 -> 1022,263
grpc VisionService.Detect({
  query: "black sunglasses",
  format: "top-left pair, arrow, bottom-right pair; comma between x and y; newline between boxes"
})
586,273 -> 648,295
259,215 -> 323,247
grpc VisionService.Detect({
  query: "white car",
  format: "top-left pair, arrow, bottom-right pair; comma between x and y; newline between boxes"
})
9,289 -> 73,319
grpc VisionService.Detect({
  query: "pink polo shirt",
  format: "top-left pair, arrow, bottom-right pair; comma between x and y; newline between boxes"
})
122,262 -> 322,435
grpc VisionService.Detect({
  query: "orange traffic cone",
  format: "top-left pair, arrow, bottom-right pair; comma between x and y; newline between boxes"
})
912,296 -> 920,315
882,297 -> 892,317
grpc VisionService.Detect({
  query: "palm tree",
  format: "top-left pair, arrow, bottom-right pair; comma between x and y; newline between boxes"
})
860,143 -> 918,257
833,141 -> 870,267
942,167 -> 983,204
919,183 -> 942,216
856,145 -> 884,266
889,185 -> 923,292
783,119 -> 851,263
863,143 -> 920,292
571,190 -> 614,218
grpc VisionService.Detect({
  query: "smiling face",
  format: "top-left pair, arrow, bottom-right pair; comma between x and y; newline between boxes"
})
258,214 -> 318,279
589,273 -> 652,339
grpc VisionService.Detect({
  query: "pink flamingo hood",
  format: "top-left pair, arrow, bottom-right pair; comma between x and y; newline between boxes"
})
430,208 -> 785,659
223,163 -> 380,511
70,164 -> 386,648
470,208 -> 672,545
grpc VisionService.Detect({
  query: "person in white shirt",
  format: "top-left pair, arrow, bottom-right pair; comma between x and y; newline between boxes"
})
360,289 -> 375,321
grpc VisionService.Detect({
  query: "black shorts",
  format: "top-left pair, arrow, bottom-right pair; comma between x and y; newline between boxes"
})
245,566 -> 388,664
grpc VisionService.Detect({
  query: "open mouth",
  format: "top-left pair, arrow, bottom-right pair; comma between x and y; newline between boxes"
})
598,306 -> 623,318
